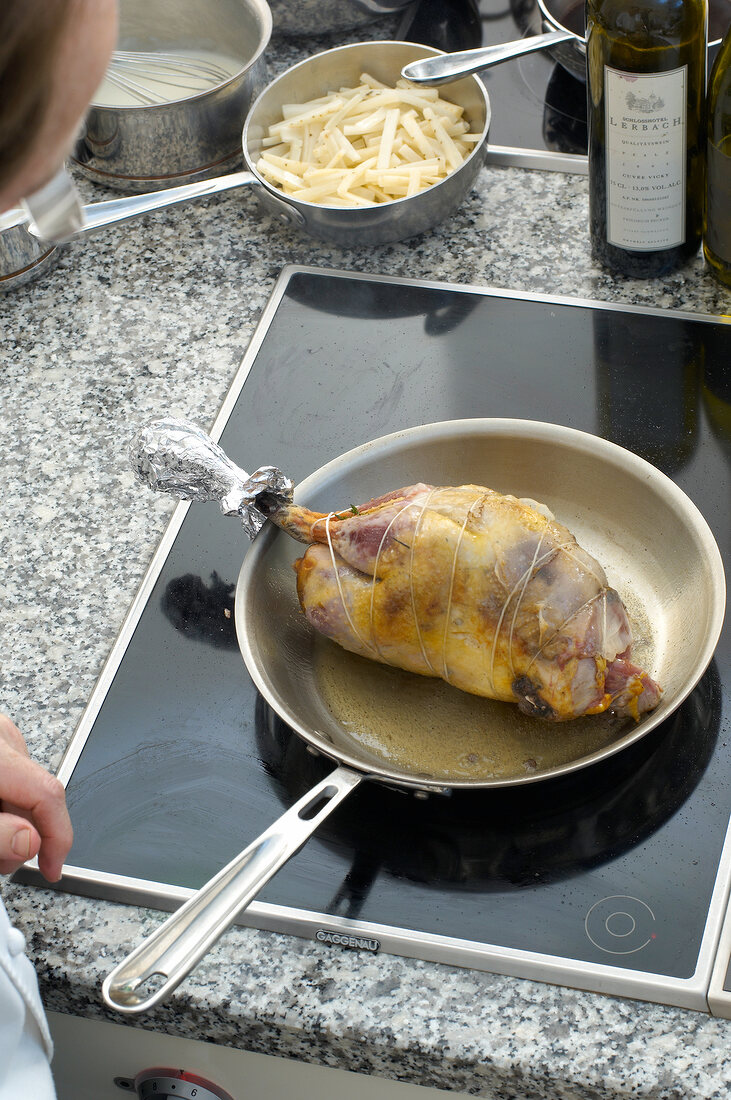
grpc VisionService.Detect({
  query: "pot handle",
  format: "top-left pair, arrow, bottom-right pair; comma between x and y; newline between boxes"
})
401,30 -> 576,85
102,764 -> 363,1014
25,170 -> 258,242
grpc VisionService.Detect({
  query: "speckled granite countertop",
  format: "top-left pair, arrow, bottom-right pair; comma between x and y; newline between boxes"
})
2,15 -> 731,1100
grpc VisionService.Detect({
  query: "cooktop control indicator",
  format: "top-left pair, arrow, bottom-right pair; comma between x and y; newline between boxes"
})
585,897 -> 657,956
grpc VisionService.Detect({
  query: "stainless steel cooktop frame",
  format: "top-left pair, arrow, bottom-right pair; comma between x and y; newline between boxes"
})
486,146 -> 587,173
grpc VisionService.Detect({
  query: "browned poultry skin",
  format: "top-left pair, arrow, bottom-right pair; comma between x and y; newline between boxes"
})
270,484 -> 662,722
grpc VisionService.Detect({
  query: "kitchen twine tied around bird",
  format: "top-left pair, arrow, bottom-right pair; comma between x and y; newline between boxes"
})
129,417 -> 295,537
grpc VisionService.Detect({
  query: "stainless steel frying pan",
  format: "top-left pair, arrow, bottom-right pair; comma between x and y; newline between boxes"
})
18,41 -> 489,251
102,418 -> 725,1014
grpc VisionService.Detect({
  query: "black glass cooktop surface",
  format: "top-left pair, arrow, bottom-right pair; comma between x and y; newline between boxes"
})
38,267 -> 730,1006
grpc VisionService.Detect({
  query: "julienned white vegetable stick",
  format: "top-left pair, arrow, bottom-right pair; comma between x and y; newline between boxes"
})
330,128 -> 360,163
426,110 -> 463,171
333,191 -> 373,206
318,130 -> 340,163
370,89 -> 458,115
269,100 -> 345,132
407,171 -> 422,197
376,108 -> 400,170
323,87 -> 371,131
302,123 -> 322,163
360,71 -> 390,89
260,142 -> 289,158
365,160 -> 441,174
280,95 -> 343,116
293,184 -> 355,201
400,111 -> 435,158
324,148 -> 347,170
260,152 -> 308,176
301,167 -> 353,183
338,158 -> 375,194
360,88 -> 441,111
343,109 -> 388,136
257,160 -> 309,189
398,143 -> 421,163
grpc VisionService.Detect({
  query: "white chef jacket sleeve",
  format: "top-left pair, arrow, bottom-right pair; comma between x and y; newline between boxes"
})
0,894 -> 56,1100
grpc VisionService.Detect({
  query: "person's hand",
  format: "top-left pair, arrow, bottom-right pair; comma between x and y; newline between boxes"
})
0,714 -> 73,881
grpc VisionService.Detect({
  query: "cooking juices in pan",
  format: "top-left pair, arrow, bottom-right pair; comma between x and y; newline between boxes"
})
316,642 -> 626,779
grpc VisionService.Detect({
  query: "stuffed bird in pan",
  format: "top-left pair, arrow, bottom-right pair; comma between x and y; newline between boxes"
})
130,420 -> 661,724
269,483 -> 662,723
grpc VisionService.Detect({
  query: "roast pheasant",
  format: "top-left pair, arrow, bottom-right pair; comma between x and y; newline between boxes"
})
269,483 -> 662,723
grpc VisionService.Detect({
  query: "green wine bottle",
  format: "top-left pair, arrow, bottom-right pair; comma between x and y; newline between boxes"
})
704,21 -> 731,286
586,0 -> 707,276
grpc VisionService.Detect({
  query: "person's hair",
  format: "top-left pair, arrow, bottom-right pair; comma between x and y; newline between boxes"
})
0,1 -> 74,193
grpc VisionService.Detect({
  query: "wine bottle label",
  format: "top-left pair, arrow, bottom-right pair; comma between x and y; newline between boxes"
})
604,66 -> 687,251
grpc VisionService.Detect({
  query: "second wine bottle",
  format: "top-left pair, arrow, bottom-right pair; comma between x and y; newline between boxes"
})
586,0 -> 707,277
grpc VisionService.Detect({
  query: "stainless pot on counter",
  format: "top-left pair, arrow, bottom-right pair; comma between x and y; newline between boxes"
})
0,209 -> 58,292
73,0 -> 272,191
1,0 -> 272,288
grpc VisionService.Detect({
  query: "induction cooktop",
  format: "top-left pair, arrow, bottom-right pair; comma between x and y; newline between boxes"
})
18,266 -> 731,1014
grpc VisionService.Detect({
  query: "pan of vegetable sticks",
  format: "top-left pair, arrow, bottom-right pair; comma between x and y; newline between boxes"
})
24,41 -> 490,249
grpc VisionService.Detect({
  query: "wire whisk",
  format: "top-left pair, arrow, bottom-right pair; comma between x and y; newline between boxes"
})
103,49 -> 241,105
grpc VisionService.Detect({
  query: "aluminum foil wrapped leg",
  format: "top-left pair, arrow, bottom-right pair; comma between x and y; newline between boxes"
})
130,417 -> 294,538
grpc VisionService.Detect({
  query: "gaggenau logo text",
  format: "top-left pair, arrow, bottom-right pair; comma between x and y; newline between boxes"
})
316,929 -> 380,953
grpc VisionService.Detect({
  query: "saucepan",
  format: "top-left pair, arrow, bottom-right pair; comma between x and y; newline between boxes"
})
18,41 -> 489,254
0,208 -> 59,292
102,417 -> 725,1014
401,0 -> 725,86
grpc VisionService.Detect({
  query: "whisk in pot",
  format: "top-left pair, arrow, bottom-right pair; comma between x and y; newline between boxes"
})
98,49 -> 243,106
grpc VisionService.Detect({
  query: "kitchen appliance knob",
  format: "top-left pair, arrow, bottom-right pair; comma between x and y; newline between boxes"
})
115,1067 -> 235,1100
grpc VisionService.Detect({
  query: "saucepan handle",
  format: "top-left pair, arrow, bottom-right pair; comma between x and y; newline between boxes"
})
102,764 -> 363,1014
25,170 -> 257,242
401,30 -> 576,85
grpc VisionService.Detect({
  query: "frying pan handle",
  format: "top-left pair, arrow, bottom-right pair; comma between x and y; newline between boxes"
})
102,764 -> 363,1014
401,30 -> 576,85
25,170 -> 257,242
